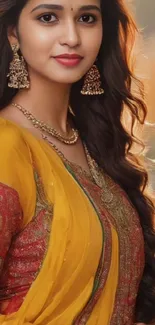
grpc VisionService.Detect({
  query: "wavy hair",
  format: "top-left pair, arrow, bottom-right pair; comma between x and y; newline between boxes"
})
0,0 -> 155,323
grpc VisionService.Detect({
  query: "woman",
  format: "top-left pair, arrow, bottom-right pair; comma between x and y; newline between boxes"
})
0,0 -> 154,324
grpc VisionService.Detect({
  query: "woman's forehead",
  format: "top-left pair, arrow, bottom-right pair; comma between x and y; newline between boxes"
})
26,0 -> 101,10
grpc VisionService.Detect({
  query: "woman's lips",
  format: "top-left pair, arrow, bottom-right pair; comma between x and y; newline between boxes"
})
53,54 -> 83,67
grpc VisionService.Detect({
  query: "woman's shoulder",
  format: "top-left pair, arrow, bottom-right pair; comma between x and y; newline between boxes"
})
0,116 -> 23,142
0,116 -> 34,194
0,117 -> 29,156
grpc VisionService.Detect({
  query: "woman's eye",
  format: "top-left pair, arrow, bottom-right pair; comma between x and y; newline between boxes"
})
79,14 -> 96,24
38,14 -> 57,23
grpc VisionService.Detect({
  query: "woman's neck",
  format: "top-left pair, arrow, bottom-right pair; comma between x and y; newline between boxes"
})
13,77 -> 72,133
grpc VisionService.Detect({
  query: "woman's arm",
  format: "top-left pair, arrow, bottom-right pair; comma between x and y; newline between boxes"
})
0,183 -> 23,312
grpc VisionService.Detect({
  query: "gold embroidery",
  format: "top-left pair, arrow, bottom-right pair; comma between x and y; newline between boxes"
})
68,163 -> 144,325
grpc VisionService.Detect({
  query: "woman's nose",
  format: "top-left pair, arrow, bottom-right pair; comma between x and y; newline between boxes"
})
59,21 -> 81,48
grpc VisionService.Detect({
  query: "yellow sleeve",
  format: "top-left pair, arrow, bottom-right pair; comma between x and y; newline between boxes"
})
0,121 -> 36,227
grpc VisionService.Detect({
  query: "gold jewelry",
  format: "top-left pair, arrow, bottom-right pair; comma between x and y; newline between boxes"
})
7,44 -> 30,89
81,64 -> 104,95
12,102 -> 79,145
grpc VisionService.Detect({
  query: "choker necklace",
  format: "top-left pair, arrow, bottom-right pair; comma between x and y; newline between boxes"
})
12,102 -> 79,145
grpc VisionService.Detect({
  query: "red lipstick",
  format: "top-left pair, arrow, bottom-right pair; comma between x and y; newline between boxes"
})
53,53 -> 83,67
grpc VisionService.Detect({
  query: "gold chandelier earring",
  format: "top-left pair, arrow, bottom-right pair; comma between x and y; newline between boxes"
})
81,64 -> 104,95
7,44 -> 30,89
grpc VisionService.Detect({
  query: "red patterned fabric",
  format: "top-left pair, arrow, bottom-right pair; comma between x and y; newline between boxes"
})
0,164 -> 144,323
0,181 -> 51,314
0,183 -> 23,313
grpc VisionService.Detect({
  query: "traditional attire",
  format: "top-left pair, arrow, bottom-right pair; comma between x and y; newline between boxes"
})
0,117 -> 144,325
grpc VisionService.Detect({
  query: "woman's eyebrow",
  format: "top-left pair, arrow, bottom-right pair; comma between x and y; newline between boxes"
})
31,4 -> 101,13
31,4 -> 64,13
79,5 -> 101,13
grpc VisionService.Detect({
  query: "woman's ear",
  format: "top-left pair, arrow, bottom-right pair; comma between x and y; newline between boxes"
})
7,26 -> 18,47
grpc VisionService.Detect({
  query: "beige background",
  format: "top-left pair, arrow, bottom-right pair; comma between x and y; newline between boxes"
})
127,1 -> 155,191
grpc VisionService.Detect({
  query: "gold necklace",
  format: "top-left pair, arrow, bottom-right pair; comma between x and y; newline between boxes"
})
12,102 -> 79,145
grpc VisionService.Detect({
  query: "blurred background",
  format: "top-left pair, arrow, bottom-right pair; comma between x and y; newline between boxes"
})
128,0 -> 155,193
135,0 -> 155,38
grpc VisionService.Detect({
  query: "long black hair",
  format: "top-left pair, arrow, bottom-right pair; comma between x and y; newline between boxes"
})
0,0 -> 155,323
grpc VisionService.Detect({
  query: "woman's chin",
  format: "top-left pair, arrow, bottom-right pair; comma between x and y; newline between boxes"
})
48,75 -> 83,85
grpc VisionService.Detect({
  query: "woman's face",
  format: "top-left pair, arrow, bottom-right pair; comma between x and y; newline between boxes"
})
13,0 -> 103,84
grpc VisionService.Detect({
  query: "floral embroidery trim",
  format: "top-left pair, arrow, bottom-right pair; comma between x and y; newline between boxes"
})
100,175 -> 145,325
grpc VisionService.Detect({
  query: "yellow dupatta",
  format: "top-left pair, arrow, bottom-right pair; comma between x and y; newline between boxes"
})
0,118 -> 118,325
